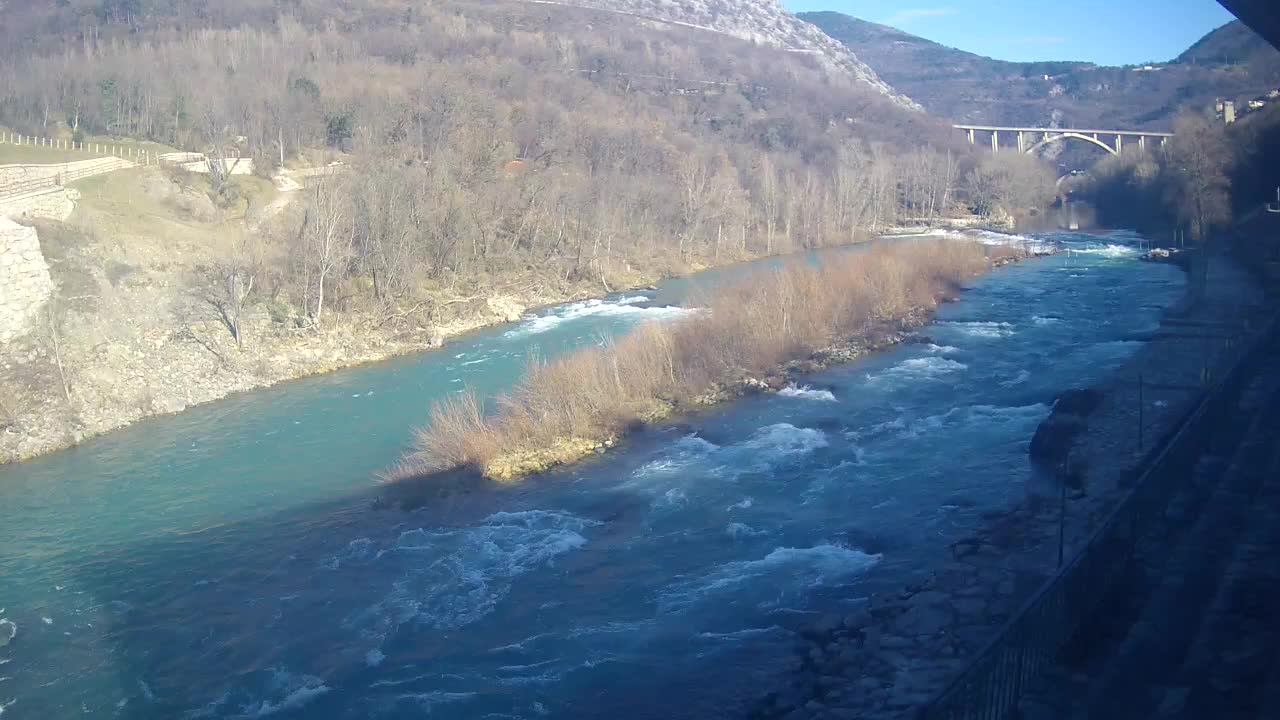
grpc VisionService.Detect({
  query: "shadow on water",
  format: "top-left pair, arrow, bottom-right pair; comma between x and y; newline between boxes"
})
51,473 -> 546,718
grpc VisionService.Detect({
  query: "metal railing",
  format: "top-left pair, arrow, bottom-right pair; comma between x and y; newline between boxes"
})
918,308 -> 1278,720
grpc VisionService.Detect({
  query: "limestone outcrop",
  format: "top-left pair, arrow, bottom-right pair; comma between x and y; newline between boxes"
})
0,217 -> 53,344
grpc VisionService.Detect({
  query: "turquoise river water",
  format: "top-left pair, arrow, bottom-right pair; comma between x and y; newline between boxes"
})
0,231 -> 1184,719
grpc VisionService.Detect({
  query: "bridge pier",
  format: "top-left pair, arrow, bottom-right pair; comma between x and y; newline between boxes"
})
952,125 -> 1174,156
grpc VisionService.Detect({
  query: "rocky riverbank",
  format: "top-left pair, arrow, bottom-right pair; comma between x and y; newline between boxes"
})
750,249 -> 1273,720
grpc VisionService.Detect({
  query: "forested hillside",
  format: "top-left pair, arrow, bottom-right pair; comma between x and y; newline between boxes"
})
0,0 -> 1065,461
803,13 -> 1280,130
0,0 -> 963,282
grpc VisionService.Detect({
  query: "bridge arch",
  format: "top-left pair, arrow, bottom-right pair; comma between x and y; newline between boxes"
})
1025,132 -> 1119,157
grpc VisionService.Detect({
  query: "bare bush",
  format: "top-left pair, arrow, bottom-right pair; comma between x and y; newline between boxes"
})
401,239 -> 995,480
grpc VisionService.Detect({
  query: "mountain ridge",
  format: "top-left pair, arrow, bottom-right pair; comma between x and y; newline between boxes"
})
540,0 -> 921,109
801,12 -> 1280,130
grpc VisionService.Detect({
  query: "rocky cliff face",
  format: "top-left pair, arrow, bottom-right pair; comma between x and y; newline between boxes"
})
539,0 -> 921,110
0,217 -> 53,344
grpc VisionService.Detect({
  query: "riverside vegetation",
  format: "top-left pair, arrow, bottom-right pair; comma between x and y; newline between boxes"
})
0,0 -> 1063,462
398,238 -> 1013,480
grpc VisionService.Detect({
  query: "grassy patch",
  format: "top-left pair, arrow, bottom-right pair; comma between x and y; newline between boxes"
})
67,167 -> 262,267
395,239 -> 1014,482
0,143 -> 88,165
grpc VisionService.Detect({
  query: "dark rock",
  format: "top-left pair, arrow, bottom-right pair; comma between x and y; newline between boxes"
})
1054,388 -> 1104,416
1029,388 -> 1103,471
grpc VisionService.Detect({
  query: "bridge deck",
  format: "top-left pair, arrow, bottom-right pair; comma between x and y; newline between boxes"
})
954,125 -> 1174,137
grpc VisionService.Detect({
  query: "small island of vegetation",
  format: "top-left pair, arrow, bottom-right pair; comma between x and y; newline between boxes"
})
392,238 -> 1018,481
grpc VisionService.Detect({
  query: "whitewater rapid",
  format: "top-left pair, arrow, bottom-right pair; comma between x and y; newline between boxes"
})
0,232 -> 1186,720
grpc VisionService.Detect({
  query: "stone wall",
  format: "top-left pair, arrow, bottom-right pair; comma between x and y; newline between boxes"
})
0,157 -> 131,186
0,217 -> 54,344
0,186 -> 77,222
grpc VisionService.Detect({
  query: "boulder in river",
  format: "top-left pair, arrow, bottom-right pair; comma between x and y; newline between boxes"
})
1029,388 -> 1104,473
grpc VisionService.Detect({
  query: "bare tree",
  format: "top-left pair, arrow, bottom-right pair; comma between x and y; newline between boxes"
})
207,260 -> 256,347
1163,112 -> 1232,242
45,303 -> 72,405
295,176 -> 354,328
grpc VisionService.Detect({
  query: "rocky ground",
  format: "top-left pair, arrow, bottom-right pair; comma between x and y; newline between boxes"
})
750,250 -> 1274,720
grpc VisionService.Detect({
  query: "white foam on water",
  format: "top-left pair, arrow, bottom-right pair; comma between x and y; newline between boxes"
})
496,659 -> 560,673
320,537 -> 377,571
567,619 -> 656,639
658,544 -> 881,612
40,617 -> 51,625
653,488 -> 689,510
504,296 -> 687,338
236,670 -> 329,718
0,699 -> 14,716
139,680 -> 155,702
488,632 -> 553,654
903,404 -> 1051,439
365,649 -> 386,667
801,457 -> 865,503
1032,315 -> 1062,326
778,384 -> 836,402
1001,369 -> 1032,387
957,229 -> 1058,255
696,626 -> 784,641
726,522 -> 767,539
348,511 -> 598,646
1068,243 -> 1139,258
727,497 -> 754,511
936,321 -> 1016,339
0,619 -> 14,648
869,356 -> 969,384
397,691 -> 477,708
737,424 -> 829,461
925,344 -> 959,354
631,435 -> 720,479
888,228 -> 1056,253
369,672 -> 460,689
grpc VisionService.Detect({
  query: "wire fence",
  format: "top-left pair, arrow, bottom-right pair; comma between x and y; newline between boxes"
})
917,306 -> 1278,720
0,131 -> 156,164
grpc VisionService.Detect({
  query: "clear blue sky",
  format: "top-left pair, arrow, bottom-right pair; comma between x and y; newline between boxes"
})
784,0 -> 1238,66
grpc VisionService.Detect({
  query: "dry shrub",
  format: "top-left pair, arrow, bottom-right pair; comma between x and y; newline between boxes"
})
399,239 -> 999,480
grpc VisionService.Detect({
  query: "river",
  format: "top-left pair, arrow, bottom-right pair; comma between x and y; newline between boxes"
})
0,231 -> 1184,720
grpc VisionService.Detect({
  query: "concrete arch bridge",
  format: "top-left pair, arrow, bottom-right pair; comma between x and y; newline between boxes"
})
955,125 -> 1174,156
